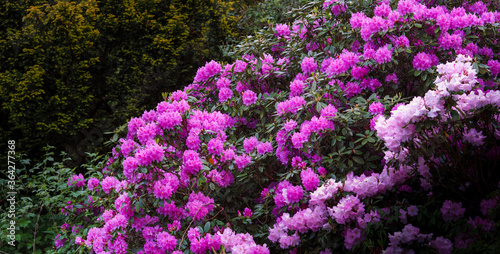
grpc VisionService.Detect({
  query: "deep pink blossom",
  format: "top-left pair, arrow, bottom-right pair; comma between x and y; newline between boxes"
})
351,66 -> 369,79
290,80 -> 305,96
101,176 -> 121,194
413,52 -> 433,71
158,111 -> 182,130
256,141 -> 273,155
194,60 -> 222,83
321,104 -> 337,119
374,3 -> 391,17
375,45 -> 392,64
234,154 -> 251,170
153,173 -> 179,199
186,192 -> 214,221
488,59 -> 500,77
219,87 -> 233,102
157,231 -> 177,252
242,90 -> 257,106
285,185 -> 304,204
291,132 -> 308,149
87,177 -> 100,191
207,138 -> 224,155
301,57 -> 317,73
169,90 -> 188,101
369,102 -> 385,115
300,168 -> 320,191
68,174 -> 85,188
183,150 -> 203,176
344,82 -> 361,98
275,24 -> 291,37
243,136 -> 259,154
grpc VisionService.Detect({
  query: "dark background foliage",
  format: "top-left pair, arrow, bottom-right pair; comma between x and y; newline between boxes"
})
0,0 -> 243,166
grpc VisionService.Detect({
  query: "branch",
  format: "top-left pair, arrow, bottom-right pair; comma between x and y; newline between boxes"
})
33,203 -> 44,254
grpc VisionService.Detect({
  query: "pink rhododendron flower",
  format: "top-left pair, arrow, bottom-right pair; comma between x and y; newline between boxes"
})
234,154 -> 251,170
169,90 -> 188,101
136,122 -> 160,144
158,111 -> 182,130
183,150 -> 203,176
256,141 -> 273,155
68,174 -> 85,188
275,23 -> 291,37
488,59 -> 500,77
276,96 -> 306,115
207,138 -> 224,155
120,139 -> 137,157
87,177 -> 100,191
374,3 -> 391,17
326,58 -> 349,76
301,57 -> 317,73
374,45 -> 392,64
407,205 -> 418,216
300,168 -> 320,191
243,136 -> 259,153
430,236 -> 453,254
234,59 -> 247,72
441,200 -> 465,221
320,104 -> 337,119
344,228 -> 363,250
351,66 -> 369,79
243,207 -> 253,218
194,60 -> 222,83
153,173 -> 179,199
101,176 -> 121,194
284,185 -> 303,204
219,87 -> 233,102
134,142 -> 165,166
122,156 -> 138,180
242,90 -> 257,106
157,231 -> 177,252
344,82 -> 361,98
368,102 -> 385,115
115,193 -> 133,217
290,79 -> 305,96
413,52 -> 433,71
385,73 -> 398,83
328,195 -> 365,224
291,132 -> 308,149
463,128 -> 486,146
186,192 -> 214,221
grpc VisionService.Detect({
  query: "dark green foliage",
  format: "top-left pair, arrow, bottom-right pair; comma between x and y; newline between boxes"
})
0,146 -> 105,253
0,0 -> 239,163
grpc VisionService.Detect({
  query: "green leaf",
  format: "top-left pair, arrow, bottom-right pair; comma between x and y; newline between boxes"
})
197,175 -> 207,187
450,110 -> 460,121
316,102 -> 322,113
352,156 -> 364,165
425,121 -> 431,129
204,221 -> 211,233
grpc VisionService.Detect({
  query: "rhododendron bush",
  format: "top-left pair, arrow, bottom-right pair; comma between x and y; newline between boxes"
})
55,0 -> 500,253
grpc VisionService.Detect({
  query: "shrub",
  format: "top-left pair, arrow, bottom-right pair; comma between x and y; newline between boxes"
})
52,0 -> 500,253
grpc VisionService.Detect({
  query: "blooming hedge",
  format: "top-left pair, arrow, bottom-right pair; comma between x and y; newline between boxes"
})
55,0 -> 500,253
